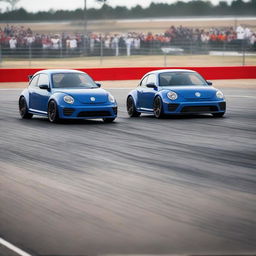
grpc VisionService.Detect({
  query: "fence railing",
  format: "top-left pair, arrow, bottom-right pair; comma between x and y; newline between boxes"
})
0,40 -> 255,65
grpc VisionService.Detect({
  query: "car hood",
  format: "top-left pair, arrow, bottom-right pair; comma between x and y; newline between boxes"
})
160,86 -> 218,99
52,88 -> 109,104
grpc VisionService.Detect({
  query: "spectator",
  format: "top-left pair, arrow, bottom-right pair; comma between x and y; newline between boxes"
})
1,23 -> 256,56
70,37 -> 77,50
125,35 -> 133,56
236,25 -> 245,40
112,34 -> 119,56
201,31 -> 210,44
26,34 -> 35,47
250,33 -> 256,50
42,35 -> 51,49
51,35 -> 60,50
9,36 -> 17,49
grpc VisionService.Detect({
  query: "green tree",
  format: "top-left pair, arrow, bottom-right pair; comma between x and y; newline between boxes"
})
0,0 -> 20,10
0,0 -> 255,21
231,0 -> 246,14
96,0 -> 107,5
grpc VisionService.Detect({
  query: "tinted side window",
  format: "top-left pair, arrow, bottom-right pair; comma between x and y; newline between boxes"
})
38,74 -> 49,86
140,76 -> 148,87
29,75 -> 39,87
147,74 -> 157,85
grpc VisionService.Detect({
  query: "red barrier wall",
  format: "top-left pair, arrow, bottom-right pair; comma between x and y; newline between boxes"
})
0,66 -> 255,82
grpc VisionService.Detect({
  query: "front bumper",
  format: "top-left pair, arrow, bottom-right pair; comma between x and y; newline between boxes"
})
162,100 -> 226,115
58,103 -> 118,119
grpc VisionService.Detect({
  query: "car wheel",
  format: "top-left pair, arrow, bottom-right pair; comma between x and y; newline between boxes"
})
212,112 -> 225,117
126,96 -> 141,117
48,100 -> 59,123
103,118 -> 115,123
19,96 -> 33,119
153,96 -> 165,118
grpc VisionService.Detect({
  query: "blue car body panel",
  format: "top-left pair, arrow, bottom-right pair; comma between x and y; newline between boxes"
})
128,69 -> 226,116
20,69 -> 117,120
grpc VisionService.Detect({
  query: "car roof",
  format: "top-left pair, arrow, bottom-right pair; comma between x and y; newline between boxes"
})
143,69 -> 196,77
33,69 -> 85,76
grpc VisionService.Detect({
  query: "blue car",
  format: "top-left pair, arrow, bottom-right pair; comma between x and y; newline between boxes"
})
127,69 -> 226,118
19,69 -> 117,123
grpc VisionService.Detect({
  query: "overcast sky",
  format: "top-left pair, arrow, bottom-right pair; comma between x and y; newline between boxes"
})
0,0 -> 237,12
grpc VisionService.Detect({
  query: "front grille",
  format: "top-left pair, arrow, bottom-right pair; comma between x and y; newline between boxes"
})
168,104 -> 179,111
112,107 -> 118,115
219,102 -> 226,111
77,111 -> 111,117
63,108 -> 75,116
181,106 -> 218,113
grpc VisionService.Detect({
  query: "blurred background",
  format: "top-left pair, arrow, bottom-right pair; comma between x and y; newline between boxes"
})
0,0 -> 256,67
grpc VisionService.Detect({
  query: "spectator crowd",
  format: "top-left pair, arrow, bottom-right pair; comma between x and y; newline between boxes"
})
1,23 -> 255,56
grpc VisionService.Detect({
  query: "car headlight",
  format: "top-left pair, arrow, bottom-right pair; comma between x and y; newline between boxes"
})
64,95 -> 74,104
167,91 -> 178,100
216,90 -> 224,99
108,93 -> 115,103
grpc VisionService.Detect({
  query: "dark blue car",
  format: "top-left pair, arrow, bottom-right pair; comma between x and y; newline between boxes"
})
19,69 -> 117,123
127,69 -> 226,118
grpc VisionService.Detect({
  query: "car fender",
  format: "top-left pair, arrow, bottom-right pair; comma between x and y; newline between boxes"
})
19,88 -> 30,106
48,92 -> 79,114
153,90 -> 165,102
48,92 -> 69,105
127,89 -> 139,107
47,92 -> 66,115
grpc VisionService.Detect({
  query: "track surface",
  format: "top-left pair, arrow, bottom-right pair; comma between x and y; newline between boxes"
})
0,88 -> 256,256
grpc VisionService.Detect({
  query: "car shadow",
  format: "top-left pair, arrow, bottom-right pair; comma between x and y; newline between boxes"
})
18,117 -> 117,126
139,114 -> 225,120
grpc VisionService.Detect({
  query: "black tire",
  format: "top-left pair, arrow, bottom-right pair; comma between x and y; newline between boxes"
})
212,112 -> 225,117
153,96 -> 165,118
103,118 -> 116,123
48,100 -> 59,123
19,96 -> 33,119
126,96 -> 141,117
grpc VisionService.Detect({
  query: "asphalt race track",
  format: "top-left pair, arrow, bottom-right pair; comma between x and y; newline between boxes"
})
0,87 -> 256,256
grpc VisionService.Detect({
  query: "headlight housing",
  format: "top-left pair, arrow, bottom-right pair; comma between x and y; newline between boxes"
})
167,91 -> 178,100
108,93 -> 115,103
216,90 -> 224,99
64,95 -> 74,104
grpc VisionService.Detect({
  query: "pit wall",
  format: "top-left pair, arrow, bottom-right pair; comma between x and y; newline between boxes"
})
0,66 -> 255,82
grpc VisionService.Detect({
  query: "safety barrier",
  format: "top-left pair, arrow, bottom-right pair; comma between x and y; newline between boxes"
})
0,66 -> 256,83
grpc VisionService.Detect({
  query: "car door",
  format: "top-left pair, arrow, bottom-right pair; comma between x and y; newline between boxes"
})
28,74 -> 39,110
36,73 -> 51,112
140,74 -> 158,110
137,75 -> 148,109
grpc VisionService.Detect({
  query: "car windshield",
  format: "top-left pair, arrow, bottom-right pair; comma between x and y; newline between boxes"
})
159,72 -> 207,86
52,73 -> 98,89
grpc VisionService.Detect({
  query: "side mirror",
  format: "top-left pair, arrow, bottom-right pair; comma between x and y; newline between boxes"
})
146,83 -> 157,88
207,81 -> 213,86
28,74 -> 33,81
96,83 -> 101,88
39,84 -> 50,90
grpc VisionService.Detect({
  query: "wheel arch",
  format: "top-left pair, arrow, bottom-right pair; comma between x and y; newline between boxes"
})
48,92 -> 63,106
19,89 -> 30,107
153,92 -> 164,102
127,90 -> 139,107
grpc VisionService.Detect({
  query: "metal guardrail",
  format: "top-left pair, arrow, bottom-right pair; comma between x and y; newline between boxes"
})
0,41 -> 255,66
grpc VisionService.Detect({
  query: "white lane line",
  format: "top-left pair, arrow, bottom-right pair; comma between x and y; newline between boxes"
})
0,238 -> 32,256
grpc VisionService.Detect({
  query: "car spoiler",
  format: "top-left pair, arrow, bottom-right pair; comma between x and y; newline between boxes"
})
28,74 -> 33,81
